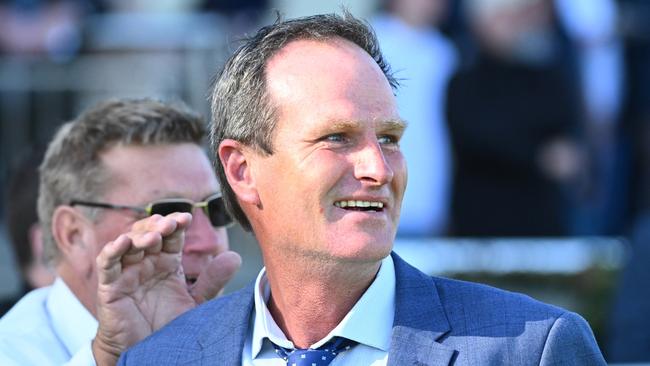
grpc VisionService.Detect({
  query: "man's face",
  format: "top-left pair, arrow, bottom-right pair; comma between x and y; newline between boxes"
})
77,143 -> 228,313
250,38 -> 407,263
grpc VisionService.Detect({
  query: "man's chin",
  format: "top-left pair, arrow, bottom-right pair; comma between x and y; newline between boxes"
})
326,236 -> 394,263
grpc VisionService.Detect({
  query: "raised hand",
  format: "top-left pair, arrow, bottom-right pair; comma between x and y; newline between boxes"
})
91,213 -> 241,365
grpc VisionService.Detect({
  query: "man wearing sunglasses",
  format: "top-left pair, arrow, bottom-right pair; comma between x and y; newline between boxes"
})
0,99 -> 241,365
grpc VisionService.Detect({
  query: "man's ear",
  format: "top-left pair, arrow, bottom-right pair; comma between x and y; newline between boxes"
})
51,205 -> 90,263
218,139 -> 261,206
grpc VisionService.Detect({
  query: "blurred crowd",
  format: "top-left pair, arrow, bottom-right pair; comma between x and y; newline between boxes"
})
373,0 -> 643,239
0,0 -> 649,362
1,0 -> 649,238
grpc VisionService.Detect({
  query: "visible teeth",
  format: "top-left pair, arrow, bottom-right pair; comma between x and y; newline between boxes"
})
334,200 -> 384,209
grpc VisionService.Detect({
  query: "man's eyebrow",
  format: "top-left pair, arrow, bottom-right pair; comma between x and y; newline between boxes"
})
328,120 -> 360,130
327,118 -> 408,131
379,119 -> 408,131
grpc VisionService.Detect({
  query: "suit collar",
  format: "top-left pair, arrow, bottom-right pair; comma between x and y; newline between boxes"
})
192,252 -> 456,365
196,283 -> 255,365
388,252 -> 457,365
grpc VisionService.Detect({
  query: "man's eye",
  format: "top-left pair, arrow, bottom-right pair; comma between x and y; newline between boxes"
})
378,135 -> 399,145
323,133 -> 346,143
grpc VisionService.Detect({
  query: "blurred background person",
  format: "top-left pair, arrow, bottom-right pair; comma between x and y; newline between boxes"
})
0,0 -> 272,299
445,0 -> 583,236
0,99 -> 240,365
372,0 -> 457,236
605,0 -> 650,362
0,146 -> 54,317
618,0 -> 650,228
0,0 -> 84,62
554,0 -> 626,236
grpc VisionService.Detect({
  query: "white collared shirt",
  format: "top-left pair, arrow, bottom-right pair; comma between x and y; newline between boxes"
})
0,277 -> 98,366
242,255 -> 396,366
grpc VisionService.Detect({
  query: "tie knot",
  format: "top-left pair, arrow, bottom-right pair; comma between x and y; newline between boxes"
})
272,337 -> 357,366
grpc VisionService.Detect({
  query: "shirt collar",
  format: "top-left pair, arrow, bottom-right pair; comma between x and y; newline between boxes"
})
46,277 -> 98,357
251,255 -> 395,359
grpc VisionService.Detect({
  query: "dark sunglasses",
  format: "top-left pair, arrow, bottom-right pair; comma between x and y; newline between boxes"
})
69,193 -> 233,228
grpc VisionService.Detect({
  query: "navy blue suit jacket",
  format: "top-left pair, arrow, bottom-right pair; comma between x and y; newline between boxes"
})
119,253 -> 605,365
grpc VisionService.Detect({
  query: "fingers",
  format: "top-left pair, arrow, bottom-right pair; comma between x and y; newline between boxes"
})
97,232 -> 157,285
129,212 -> 192,254
122,231 -> 160,265
159,212 -> 192,253
132,212 -> 192,253
190,251 -> 242,303
97,234 -> 132,285
97,213 -> 193,284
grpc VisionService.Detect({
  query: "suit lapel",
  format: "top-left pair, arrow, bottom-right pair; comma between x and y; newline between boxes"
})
196,283 -> 255,365
388,252 -> 457,366
187,254 -> 456,365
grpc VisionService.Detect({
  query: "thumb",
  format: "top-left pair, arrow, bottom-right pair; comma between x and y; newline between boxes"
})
190,251 -> 242,303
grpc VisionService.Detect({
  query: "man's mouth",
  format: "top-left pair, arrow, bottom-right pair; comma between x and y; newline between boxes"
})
334,200 -> 384,212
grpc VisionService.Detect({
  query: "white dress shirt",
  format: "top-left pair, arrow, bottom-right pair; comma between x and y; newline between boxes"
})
242,255 -> 396,365
0,277 -> 98,366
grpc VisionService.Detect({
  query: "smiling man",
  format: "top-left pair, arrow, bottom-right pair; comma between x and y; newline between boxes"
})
119,13 -> 605,365
0,99 -> 241,365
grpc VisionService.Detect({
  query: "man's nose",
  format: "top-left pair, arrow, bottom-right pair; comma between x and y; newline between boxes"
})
353,139 -> 394,185
183,208 -> 221,255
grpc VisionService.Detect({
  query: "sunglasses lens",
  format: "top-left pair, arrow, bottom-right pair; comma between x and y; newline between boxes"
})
150,201 -> 193,216
207,196 -> 232,227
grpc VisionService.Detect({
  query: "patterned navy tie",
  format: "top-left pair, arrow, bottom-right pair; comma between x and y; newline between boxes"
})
272,337 -> 356,366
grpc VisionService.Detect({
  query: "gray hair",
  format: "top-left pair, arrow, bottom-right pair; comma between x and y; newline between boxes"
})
38,98 -> 206,264
210,11 -> 397,231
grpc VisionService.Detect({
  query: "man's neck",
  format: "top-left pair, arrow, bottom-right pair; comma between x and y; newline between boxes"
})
264,258 -> 381,349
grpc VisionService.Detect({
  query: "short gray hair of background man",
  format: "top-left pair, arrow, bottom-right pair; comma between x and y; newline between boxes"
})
38,99 -> 205,264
